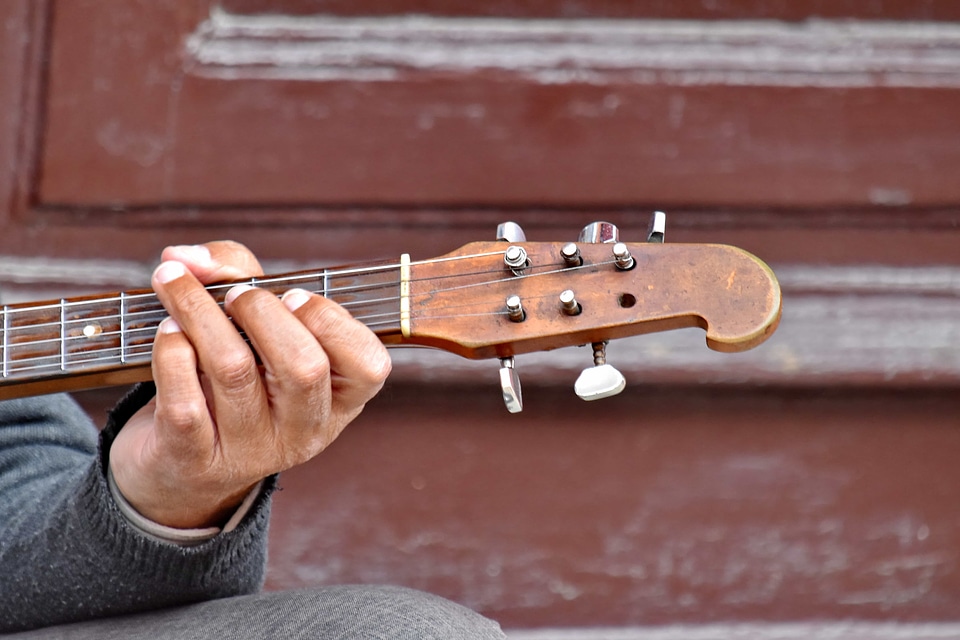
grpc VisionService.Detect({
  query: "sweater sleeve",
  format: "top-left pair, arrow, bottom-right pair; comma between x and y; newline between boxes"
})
0,385 -> 276,634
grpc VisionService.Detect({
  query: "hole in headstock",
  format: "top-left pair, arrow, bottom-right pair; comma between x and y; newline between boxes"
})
618,293 -> 637,308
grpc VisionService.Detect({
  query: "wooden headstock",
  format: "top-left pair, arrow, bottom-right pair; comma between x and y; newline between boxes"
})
403,241 -> 781,360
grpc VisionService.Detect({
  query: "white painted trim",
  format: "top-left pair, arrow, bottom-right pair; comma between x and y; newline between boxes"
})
0,255 -> 152,288
186,9 -> 960,87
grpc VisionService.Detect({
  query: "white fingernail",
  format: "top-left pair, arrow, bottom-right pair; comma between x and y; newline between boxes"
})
154,261 -> 187,284
282,288 -> 311,312
224,284 -> 255,305
158,317 -> 182,334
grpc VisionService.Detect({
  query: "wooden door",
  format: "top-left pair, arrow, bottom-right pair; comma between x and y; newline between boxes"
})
3,1 -> 960,634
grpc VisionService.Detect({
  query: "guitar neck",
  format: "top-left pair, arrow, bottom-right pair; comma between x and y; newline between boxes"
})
0,239 -> 782,401
0,260 -> 405,400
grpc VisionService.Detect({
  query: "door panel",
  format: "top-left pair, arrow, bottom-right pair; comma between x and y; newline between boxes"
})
38,1 -> 960,209
6,1 -> 960,630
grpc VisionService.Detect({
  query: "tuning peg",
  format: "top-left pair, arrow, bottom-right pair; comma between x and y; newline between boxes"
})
574,342 -> 626,401
578,221 -> 619,244
499,357 -> 523,413
496,221 -> 527,243
647,211 -> 666,243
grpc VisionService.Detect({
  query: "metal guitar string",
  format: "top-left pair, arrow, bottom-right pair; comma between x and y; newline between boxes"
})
1,253 -> 613,376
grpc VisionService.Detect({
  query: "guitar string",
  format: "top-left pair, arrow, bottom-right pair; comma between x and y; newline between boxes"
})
0,251 -> 518,335
0,295 -> 552,376
9,255 -> 594,349
0,250 -> 509,317
1,259 -> 614,375
0,255 -> 581,340
0,260 -> 540,342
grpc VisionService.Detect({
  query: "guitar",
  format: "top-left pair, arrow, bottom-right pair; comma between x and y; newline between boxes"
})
0,219 -> 781,411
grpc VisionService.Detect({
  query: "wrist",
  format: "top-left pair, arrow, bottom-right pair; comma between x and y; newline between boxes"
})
109,456 -> 257,529
108,463 -> 264,539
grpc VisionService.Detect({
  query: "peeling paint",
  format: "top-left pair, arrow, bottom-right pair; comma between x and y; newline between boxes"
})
184,10 -> 960,87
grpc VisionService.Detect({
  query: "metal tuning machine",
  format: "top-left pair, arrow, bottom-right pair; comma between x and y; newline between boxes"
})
572,212 -> 667,402
499,357 -> 523,413
496,222 -> 527,412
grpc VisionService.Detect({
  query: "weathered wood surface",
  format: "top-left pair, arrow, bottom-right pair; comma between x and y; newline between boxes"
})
257,385 -> 960,628
11,0 -> 960,630
33,1 -> 960,209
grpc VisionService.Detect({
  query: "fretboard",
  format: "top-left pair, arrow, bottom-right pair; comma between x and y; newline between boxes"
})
0,261 -> 403,399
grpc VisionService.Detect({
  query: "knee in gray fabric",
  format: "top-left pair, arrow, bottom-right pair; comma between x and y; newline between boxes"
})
15,586 -> 506,640
267,585 -> 506,639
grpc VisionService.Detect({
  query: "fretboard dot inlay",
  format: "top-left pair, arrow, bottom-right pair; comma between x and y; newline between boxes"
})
82,324 -> 103,338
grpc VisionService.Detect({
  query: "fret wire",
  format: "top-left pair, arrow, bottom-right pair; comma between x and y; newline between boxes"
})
0,256 -> 512,338
1,252 -> 508,318
18,302 -> 408,351
2,257 -> 592,349
2,258 -> 510,337
2,305 -> 7,378
2,250 -> 571,376
59,299 -> 66,372
1,286 -> 410,338
1,258 -> 597,359
2,313 -> 411,374
119,291 -> 127,364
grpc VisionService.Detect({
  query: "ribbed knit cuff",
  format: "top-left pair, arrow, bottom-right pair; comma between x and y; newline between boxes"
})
98,382 -> 276,546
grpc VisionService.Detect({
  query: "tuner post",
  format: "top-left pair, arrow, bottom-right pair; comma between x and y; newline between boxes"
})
503,245 -> 528,275
559,290 -> 581,315
506,295 -> 525,322
561,243 -> 582,267
612,243 -> 635,270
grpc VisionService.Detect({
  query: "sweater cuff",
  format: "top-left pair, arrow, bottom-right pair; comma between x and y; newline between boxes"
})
100,382 -> 268,545
107,467 -> 265,546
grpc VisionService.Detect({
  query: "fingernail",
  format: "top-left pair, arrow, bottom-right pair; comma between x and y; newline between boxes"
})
282,289 -> 311,312
224,284 -> 255,306
167,244 -> 213,267
158,317 -> 182,334
154,261 -> 187,284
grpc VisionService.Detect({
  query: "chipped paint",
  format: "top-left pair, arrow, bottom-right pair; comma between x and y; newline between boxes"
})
185,9 -> 960,87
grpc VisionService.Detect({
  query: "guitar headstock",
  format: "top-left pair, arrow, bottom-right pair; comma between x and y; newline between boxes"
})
402,217 -> 781,411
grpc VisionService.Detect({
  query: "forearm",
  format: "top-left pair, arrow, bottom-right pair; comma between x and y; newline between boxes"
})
0,389 -> 274,633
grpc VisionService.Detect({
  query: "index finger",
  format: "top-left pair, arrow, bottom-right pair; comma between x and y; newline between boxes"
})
152,260 -> 267,412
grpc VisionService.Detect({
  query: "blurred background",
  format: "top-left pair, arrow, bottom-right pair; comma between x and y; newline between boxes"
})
2,1 -> 960,637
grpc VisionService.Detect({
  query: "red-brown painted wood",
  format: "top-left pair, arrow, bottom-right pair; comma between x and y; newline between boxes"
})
35,1 -> 960,209
261,385 -> 960,628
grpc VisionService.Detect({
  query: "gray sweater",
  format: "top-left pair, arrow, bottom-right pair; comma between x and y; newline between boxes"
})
0,384 -> 275,633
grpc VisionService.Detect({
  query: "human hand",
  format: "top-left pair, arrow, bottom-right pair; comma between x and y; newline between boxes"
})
109,241 -> 391,529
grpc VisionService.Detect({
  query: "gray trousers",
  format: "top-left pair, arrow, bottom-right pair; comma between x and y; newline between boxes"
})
7,586 -> 506,639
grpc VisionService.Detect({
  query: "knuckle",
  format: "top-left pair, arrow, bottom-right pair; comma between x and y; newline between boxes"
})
210,350 -> 259,388
156,399 -> 207,432
287,354 -> 329,389
357,345 -> 392,386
